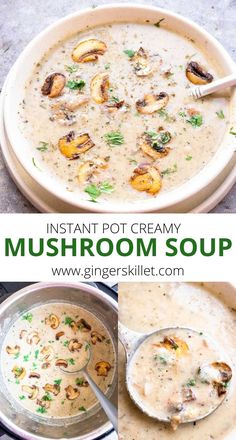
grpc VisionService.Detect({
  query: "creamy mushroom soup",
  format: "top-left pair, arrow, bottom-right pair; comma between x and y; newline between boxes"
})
119,282 -> 236,440
2,303 -> 115,418
128,328 -> 232,430
20,23 -> 229,203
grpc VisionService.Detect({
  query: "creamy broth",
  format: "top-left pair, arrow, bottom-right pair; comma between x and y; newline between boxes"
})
119,282 -> 236,440
2,303 -> 115,419
20,23 -> 229,204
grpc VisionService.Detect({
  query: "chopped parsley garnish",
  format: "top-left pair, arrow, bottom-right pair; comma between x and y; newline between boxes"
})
63,340 -> 69,347
104,130 -> 124,146
104,63 -> 110,70
161,164 -> 178,176
22,312 -> 33,323
179,111 -> 186,118
32,157 -> 41,170
186,114 -> 203,127
199,332 -> 203,335
79,406 -> 86,411
15,379 -> 20,385
145,130 -> 171,152
14,353 -> 20,360
216,110 -> 225,119
154,18 -> 165,27
68,358 -> 75,365
65,64 -> 79,74
76,377 -> 84,386
35,349 -> 39,360
37,407 -> 47,414
23,355 -> 30,362
185,155 -> 192,161
37,141 -> 49,152
123,49 -> 135,58
186,379 -> 196,387
85,181 -> 115,202
54,379 -> 62,386
64,316 -> 73,326
19,395 -> 26,400
66,79 -> 86,90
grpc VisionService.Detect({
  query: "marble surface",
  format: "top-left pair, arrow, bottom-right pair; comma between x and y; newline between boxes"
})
0,0 -> 235,213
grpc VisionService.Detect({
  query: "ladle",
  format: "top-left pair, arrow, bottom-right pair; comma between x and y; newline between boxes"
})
59,345 -> 118,433
189,73 -> 236,99
119,322 -> 231,426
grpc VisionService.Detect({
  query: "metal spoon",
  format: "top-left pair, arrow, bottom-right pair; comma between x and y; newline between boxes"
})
59,345 -> 118,433
119,322 -> 231,426
188,73 -> 236,99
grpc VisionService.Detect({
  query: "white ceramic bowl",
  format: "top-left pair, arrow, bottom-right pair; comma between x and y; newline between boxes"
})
3,3 -> 236,213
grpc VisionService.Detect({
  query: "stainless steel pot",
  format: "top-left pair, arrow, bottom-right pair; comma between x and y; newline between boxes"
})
0,282 -> 118,440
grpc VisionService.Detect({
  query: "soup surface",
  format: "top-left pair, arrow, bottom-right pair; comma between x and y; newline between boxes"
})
128,327 -> 232,429
2,302 -> 115,419
20,22 -> 229,204
119,282 -> 236,440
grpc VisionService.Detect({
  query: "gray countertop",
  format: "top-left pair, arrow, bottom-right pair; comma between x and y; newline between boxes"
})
0,0 -> 235,213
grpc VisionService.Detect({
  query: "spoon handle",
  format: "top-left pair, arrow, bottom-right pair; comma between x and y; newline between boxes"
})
118,321 -> 144,359
189,74 -> 236,99
84,371 -> 118,433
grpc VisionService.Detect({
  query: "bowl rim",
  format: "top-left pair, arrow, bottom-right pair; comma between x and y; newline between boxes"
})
0,281 -> 117,440
3,2 -> 236,213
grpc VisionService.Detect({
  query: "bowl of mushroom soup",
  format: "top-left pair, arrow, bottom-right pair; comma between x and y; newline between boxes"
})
3,4 -> 236,212
0,282 -> 118,439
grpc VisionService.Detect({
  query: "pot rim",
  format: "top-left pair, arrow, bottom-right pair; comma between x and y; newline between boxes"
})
0,281 -> 117,440
3,3 -> 236,213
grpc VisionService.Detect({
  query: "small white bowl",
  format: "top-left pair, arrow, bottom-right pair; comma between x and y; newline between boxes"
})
3,3 -> 236,213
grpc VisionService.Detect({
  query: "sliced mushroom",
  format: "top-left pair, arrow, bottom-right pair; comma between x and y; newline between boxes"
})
139,131 -> 171,160
55,359 -> 68,369
43,383 -> 60,396
91,331 -> 105,345
6,345 -> 20,355
12,366 -> 26,380
59,131 -> 95,160
90,73 -> 110,104
186,61 -> 213,85
22,385 -> 39,400
65,385 -> 80,400
130,164 -> 162,195
77,318 -> 91,332
56,331 -> 65,340
37,398 -> 51,409
19,330 -> 27,339
41,346 -> 54,362
72,39 -> 107,63
27,331 -> 40,345
136,93 -> 169,114
95,361 -> 111,377
41,362 -> 51,370
41,73 -> 66,98
70,321 -> 79,333
29,372 -> 40,379
45,314 -> 60,329
68,339 -> 83,352
77,157 -> 108,183
132,47 -> 152,77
